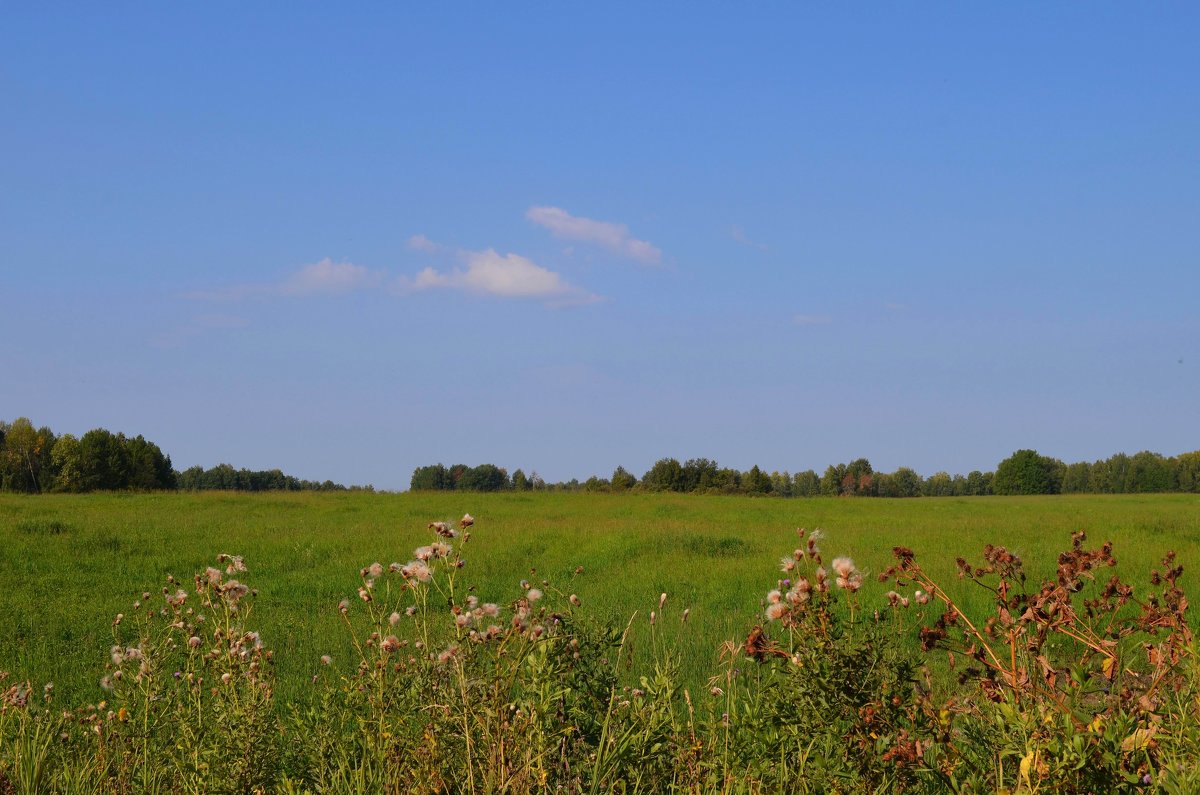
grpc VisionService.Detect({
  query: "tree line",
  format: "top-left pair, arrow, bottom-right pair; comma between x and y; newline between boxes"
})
412,448 -> 1200,496
0,417 -> 363,493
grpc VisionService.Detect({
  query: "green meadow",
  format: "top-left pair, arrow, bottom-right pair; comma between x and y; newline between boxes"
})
3,490 -> 1199,706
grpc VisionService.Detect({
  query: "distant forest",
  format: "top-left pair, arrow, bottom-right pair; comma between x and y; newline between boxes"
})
0,417 -> 366,494
4,416 -> 1196,497
412,447 -> 1200,497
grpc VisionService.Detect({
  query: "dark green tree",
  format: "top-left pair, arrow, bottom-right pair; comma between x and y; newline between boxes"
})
992,449 -> 1062,495
642,458 -> 684,492
742,465 -> 773,494
792,470 -> 820,497
79,429 -> 134,490
457,464 -> 510,492
411,464 -> 449,491
611,466 -> 637,492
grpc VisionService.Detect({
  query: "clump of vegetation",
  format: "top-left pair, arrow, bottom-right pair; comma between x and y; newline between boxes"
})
2,514 -> 1197,793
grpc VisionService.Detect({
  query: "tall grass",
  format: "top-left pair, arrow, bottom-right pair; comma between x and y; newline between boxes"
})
1,491 -> 1197,706
2,506 -> 1198,792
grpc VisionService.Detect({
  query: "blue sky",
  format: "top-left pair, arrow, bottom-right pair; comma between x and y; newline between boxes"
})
3,5 -> 1198,489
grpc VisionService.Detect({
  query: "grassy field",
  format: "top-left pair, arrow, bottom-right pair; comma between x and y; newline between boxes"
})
2,490 -> 1198,707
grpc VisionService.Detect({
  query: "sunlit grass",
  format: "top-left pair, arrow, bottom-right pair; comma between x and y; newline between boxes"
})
2,491 -> 1197,706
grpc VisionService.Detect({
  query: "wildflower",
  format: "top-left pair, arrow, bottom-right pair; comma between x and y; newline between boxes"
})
815,567 -> 829,593
455,614 -> 471,628
569,594 -> 581,606
710,686 -> 723,696
659,592 -> 668,610
100,676 -> 113,691
188,636 -> 202,648
414,545 -> 434,561
430,541 -> 451,558
765,602 -> 788,621
650,611 -> 656,625
520,579 -> 530,590
368,562 -> 384,578
766,589 -> 782,605
466,595 -> 479,610
389,562 -> 402,573
403,560 -> 432,582
358,587 -> 371,602
222,554 -> 247,574
832,557 -> 856,578
110,646 -> 123,666
682,608 -> 690,623
206,567 -> 223,583
430,521 -> 456,538
338,599 -> 350,614
914,590 -> 930,605
389,611 -> 401,626
117,707 -> 128,722
526,588 -> 543,602
837,573 -> 863,592
886,591 -> 902,607
437,645 -> 459,664
320,655 -> 332,665
381,635 -> 401,653
780,558 -> 796,573
482,603 -> 500,617
405,606 -> 417,616
786,581 -> 811,605
460,513 -> 474,528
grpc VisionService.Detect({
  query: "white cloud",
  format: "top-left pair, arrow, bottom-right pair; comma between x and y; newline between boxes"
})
526,206 -> 662,265
793,314 -> 833,326
405,248 -> 598,305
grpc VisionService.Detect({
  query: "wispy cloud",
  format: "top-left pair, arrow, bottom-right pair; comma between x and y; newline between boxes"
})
526,206 -> 662,265
793,313 -> 833,326
407,234 -> 443,254
150,313 -> 250,348
402,248 -> 599,306
280,259 -> 383,296
731,225 -> 769,251
188,258 -> 382,301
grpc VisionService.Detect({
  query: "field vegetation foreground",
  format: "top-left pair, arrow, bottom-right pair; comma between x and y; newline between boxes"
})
2,491 -> 1200,792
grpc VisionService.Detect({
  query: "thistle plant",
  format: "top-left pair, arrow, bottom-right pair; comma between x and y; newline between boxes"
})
84,553 -> 278,794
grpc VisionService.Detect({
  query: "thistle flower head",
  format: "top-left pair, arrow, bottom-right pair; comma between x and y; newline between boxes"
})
832,557 -> 857,578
